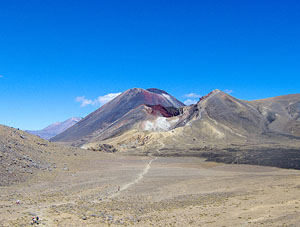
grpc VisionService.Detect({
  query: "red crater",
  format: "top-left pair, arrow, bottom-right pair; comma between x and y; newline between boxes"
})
146,105 -> 180,118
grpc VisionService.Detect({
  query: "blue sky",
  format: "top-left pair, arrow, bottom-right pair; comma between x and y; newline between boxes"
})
0,0 -> 299,130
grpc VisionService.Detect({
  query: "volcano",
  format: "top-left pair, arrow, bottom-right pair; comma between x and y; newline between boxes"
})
51,88 -> 184,143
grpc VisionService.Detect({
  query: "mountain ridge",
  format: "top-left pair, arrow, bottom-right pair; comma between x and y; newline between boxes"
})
26,117 -> 82,140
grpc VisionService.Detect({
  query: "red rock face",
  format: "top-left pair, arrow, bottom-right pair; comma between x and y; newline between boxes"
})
146,105 -> 180,118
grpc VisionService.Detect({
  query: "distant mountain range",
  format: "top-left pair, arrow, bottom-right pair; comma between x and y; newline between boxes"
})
26,117 -> 82,140
50,88 -> 300,169
51,88 -> 300,146
2,87 -> 300,170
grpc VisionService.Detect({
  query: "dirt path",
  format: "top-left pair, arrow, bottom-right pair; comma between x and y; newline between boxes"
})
110,156 -> 158,199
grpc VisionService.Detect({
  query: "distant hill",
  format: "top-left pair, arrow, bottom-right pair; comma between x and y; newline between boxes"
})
26,117 -> 82,140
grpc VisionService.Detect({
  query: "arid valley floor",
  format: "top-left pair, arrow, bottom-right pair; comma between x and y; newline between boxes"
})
1,150 -> 300,226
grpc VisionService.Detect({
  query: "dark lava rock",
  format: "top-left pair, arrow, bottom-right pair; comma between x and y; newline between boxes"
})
201,147 -> 300,170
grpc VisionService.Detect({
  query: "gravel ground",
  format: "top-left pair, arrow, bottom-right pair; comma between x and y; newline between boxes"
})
1,152 -> 300,226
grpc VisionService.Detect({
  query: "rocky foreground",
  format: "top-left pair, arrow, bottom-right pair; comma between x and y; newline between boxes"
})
0,124 -> 82,186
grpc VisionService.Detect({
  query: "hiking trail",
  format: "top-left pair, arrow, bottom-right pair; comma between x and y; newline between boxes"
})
110,156 -> 157,198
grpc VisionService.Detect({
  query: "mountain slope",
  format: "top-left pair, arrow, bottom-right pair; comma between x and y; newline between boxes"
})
250,93 -> 300,137
0,124 -> 82,186
26,117 -> 82,140
163,90 -> 300,143
80,104 -> 180,146
174,89 -> 267,140
51,88 -> 184,143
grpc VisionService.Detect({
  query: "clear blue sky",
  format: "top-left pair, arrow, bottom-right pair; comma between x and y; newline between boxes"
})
0,0 -> 299,130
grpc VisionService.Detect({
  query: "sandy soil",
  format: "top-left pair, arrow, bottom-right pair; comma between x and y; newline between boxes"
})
1,151 -> 300,226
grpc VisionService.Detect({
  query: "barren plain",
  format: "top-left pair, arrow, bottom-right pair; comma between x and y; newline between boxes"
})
1,150 -> 300,226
